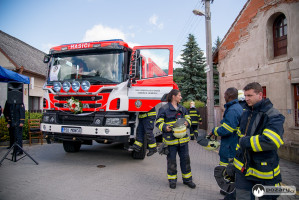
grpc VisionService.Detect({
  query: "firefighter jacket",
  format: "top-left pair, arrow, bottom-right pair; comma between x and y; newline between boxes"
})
138,107 -> 156,120
156,102 -> 191,146
212,99 -> 243,161
4,102 -> 25,127
233,98 -> 285,182
188,107 -> 202,125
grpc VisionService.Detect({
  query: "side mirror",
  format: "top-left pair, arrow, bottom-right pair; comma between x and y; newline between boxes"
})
43,55 -> 51,63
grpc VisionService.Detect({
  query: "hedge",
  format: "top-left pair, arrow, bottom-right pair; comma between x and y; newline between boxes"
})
0,112 -> 43,142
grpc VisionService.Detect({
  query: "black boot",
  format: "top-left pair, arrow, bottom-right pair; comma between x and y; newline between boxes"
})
128,144 -> 141,152
147,148 -> 157,156
169,182 -> 176,189
183,181 -> 196,189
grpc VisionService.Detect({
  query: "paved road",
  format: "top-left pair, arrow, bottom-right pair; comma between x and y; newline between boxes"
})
0,140 -> 298,200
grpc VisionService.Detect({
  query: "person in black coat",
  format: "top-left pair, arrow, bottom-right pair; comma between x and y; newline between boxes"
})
3,100 -> 25,155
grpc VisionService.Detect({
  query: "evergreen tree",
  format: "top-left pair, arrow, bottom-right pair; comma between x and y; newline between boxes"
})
212,36 -> 221,105
173,67 -> 184,87
176,34 -> 207,102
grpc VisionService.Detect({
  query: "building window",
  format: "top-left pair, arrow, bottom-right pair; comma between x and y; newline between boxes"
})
273,14 -> 287,57
262,86 -> 267,100
29,96 -> 41,112
294,85 -> 299,127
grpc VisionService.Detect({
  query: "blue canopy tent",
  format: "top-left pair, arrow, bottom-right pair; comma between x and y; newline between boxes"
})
0,65 -> 30,84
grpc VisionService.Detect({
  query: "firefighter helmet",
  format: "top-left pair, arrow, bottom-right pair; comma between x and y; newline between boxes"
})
190,101 -> 195,108
172,118 -> 187,138
197,132 -> 220,151
203,139 -> 220,151
214,165 -> 236,194
238,90 -> 245,101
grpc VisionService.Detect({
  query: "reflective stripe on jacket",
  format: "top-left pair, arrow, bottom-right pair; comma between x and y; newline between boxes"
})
138,107 -> 156,119
188,107 -> 202,125
234,98 -> 285,182
212,99 -> 243,160
156,102 -> 191,146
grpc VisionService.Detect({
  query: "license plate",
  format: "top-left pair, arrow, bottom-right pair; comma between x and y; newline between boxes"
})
62,127 -> 82,134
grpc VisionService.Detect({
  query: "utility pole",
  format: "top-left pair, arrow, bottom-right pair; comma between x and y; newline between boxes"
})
192,0 -> 214,133
205,0 -> 215,133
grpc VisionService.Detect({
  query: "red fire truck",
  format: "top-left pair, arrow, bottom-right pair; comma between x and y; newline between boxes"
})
41,39 -> 178,159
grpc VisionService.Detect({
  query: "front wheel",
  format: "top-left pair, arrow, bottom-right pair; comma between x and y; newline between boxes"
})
63,141 -> 81,153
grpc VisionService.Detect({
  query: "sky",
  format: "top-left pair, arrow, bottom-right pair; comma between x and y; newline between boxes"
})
0,0 -> 247,68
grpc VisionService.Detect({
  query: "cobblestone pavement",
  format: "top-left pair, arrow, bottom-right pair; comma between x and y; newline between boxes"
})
0,140 -> 298,200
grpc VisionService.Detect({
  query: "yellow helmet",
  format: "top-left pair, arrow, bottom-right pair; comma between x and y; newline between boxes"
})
203,139 -> 220,151
173,125 -> 187,138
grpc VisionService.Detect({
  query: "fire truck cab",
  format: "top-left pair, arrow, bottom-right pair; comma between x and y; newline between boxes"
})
41,39 -> 177,159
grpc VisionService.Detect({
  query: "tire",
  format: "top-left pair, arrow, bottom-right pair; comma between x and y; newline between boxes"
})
63,141 -> 81,153
132,136 -> 147,160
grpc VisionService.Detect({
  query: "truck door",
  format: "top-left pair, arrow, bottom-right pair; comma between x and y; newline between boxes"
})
128,45 -> 174,112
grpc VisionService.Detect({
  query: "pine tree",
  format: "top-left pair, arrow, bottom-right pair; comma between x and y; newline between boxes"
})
212,36 -> 221,105
176,34 -> 207,102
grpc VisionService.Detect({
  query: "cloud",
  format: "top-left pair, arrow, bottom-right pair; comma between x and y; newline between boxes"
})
41,43 -> 58,53
174,55 -> 183,69
82,24 -> 127,42
149,14 -> 164,30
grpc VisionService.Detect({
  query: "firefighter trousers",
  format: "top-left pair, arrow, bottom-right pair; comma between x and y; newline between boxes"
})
167,143 -> 192,183
190,125 -> 198,140
135,117 -> 157,149
236,172 -> 280,200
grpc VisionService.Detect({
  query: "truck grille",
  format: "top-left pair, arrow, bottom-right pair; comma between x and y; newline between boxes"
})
54,103 -> 102,108
58,114 -> 95,126
54,96 -> 102,101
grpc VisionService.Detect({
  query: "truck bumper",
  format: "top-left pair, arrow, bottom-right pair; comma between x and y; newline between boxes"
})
41,123 -> 131,141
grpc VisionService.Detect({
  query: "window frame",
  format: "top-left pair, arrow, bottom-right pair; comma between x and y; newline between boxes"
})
273,14 -> 287,57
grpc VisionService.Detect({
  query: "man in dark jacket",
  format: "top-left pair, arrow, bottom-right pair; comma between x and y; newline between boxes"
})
210,87 -> 243,167
3,100 -> 25,155
233,82 -> 285,200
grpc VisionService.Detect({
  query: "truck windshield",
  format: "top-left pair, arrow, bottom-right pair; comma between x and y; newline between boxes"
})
48,51 -> 124,84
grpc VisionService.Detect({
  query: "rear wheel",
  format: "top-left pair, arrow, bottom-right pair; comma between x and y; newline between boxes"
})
63,141 -> 81,152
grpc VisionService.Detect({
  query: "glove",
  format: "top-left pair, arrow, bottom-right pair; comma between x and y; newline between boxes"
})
226,163 -> 236,178
239,136 -> 250,150
158,143 -> 169,155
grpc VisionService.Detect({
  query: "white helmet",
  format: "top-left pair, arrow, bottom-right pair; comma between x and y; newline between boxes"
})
172,118 -> 187,138
190,101 -> 195,108
238,90 -> 245,101
173,125 -> 187,138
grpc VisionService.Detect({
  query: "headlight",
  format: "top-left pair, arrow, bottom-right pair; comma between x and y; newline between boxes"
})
81,81 -> 90,92
62,81 -> 71,92
53,82 -> 62,92
43,115 -> 49,123
105,118 -> 127,126
72,81 -> 80,92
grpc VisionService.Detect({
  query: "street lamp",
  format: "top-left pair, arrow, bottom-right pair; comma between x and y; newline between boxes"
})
193,0 -> 215,133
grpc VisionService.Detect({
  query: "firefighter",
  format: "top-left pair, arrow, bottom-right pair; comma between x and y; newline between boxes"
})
188,101 -> 202,140
130,107 -> 157,156
3,100 -> 25,155
156,89 -> 196,189
209,87 -> 243,196
234,82 -> 285,200
209,87 -> 243,166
